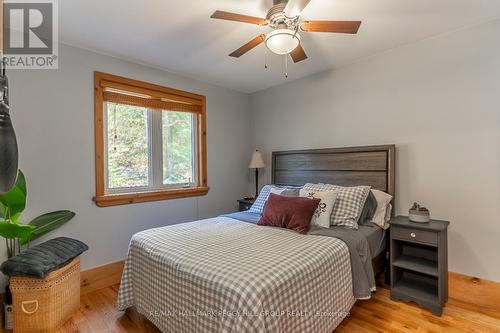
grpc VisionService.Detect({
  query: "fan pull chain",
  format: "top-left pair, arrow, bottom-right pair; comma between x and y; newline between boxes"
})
264,48 -> 268,69
286,56 -> 289,78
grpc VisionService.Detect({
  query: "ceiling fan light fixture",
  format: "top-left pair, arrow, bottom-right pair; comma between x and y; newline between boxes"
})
265,29 -> 300,55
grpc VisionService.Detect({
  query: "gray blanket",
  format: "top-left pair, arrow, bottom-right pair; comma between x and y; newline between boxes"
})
0,237 -> 88,278
223,211 -> 376,299
308,226 -> 376,299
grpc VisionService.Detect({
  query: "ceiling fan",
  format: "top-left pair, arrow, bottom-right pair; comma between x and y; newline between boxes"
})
210,0 -> 361,63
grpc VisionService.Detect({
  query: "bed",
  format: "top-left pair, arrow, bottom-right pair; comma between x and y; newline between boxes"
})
117,145 -> 395,333
270,145 -> 395,281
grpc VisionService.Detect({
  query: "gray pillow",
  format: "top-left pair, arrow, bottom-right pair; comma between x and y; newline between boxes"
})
249,185 -> 302,213
358,191 -> 378,225
0,237 -> 88,278
280,188 -> 300,197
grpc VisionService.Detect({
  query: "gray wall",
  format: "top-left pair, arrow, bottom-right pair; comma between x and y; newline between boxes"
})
5,19 -> 500,283
6,44 -> 253,272
249,20 -> 500,281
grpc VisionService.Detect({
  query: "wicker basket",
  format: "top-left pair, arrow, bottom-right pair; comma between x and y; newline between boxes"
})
10,257 -> 81,333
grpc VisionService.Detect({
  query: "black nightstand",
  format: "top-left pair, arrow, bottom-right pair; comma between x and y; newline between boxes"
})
389,216 -> 449,316
237,198 -> 255,212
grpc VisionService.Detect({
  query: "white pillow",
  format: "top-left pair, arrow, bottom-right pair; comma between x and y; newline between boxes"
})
299,189 -> 338,228
303,183 -> 371,229
270,188 -> 286,196
370,189 -> 393,229
384,204 -> 393,229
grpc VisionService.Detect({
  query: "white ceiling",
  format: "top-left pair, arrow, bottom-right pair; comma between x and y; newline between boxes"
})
60,0 -> 500,93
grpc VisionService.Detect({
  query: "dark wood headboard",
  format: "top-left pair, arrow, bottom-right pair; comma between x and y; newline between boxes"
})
272,145 -> 396,199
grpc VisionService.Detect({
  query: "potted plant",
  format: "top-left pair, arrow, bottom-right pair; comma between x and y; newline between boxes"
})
0,170 -> 75,329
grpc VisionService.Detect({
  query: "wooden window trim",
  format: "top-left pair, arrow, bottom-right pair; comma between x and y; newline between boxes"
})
94,71 -> 208,207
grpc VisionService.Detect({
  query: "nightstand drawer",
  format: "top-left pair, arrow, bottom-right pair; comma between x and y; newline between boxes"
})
238,199 -> 255,212
392,227 -> 438,246
239,203 -> 252,211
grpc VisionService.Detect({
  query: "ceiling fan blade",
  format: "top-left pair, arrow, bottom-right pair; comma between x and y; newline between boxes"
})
290,44 -> 308,63
300,21 -> 362,34
284,0 -> 312,17
210,10 -> 267,26
229,34 -> 266,58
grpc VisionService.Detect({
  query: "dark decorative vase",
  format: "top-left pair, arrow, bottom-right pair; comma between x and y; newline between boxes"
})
0,104 -> 18,192
0,65 -> 19,193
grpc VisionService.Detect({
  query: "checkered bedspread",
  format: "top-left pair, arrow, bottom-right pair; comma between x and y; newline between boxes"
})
117,217 -> 355,333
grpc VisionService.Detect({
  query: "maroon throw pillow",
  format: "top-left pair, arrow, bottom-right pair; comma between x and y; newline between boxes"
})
258,193 -> 321,234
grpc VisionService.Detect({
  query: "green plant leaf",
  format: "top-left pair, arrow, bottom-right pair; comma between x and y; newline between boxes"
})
20,210 -> 75,245
0,221 -> 35,239
0,171 -> 27,222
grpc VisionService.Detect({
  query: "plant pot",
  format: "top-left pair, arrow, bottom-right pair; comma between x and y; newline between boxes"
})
409,209 -> 430,223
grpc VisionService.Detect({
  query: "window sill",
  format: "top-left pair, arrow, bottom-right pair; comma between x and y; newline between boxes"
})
93,186 -> 209,207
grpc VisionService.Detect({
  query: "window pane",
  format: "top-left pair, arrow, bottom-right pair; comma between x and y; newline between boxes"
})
106,103 -> 149,189
162,111 -> 194,185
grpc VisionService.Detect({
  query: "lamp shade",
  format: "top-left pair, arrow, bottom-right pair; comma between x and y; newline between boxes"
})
265,29 -> 301,55
249,150 -> 265,169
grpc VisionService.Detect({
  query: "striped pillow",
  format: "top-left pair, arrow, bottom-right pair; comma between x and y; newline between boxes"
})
249,185 -> 302,214
303,183 -> 371,229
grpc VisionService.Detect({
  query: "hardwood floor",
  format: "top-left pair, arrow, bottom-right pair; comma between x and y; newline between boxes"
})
43,285 -> 500,332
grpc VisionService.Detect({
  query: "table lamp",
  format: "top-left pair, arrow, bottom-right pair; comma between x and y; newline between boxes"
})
249,150 -> 265,198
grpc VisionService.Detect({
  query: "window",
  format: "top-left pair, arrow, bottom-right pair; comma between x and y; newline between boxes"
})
94,72 -> 208,207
